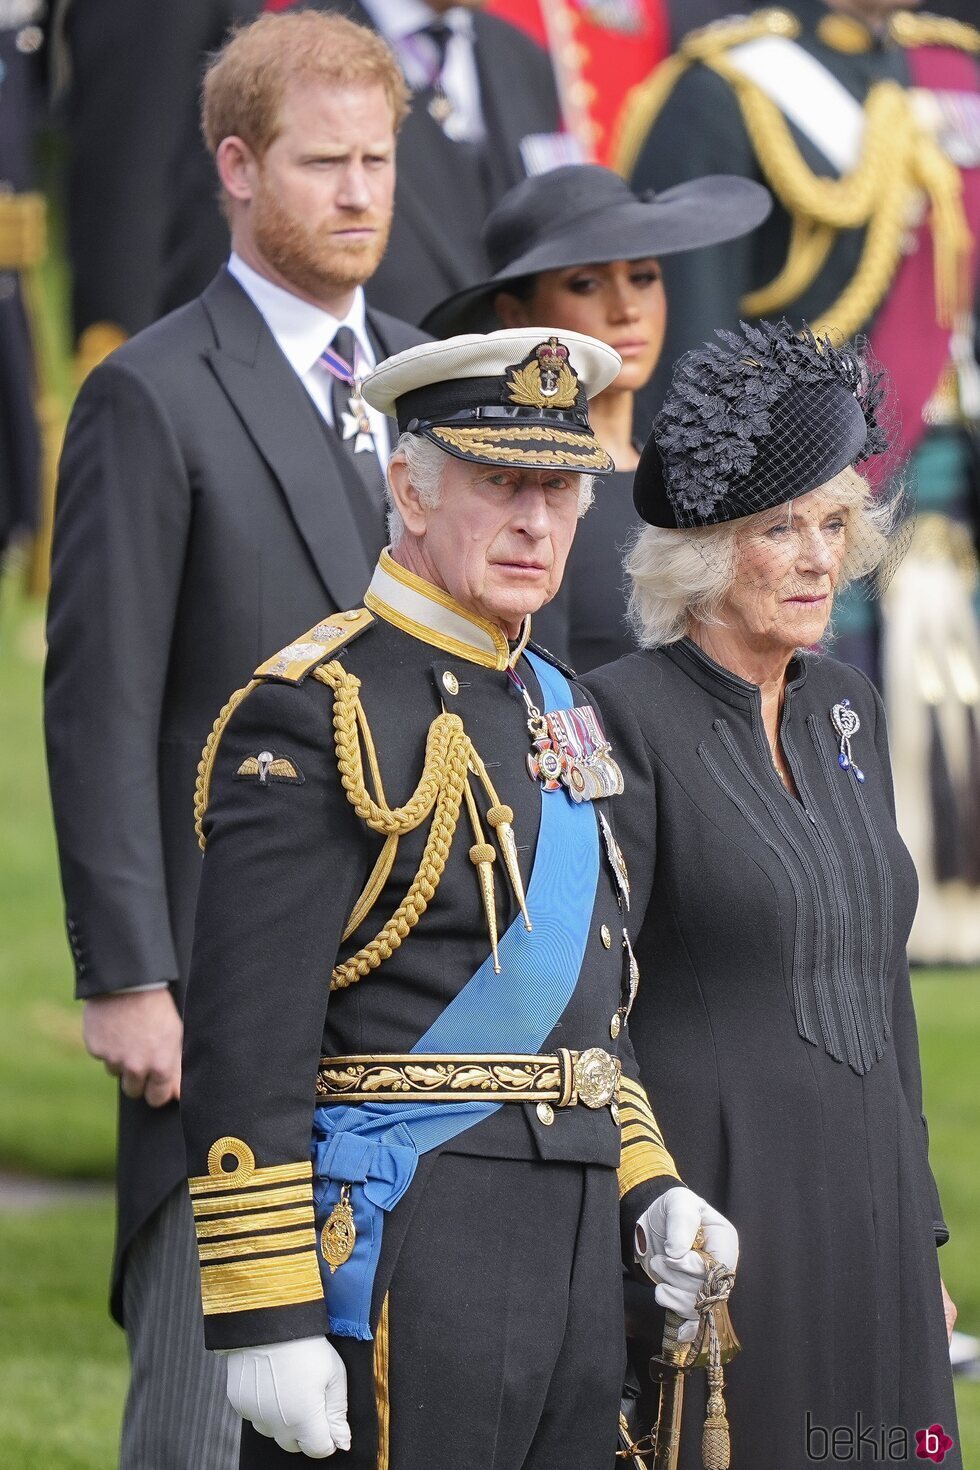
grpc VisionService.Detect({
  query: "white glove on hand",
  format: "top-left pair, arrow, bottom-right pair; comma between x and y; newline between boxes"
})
224,1336 -> 351,1457
635,1186 -> 739,1343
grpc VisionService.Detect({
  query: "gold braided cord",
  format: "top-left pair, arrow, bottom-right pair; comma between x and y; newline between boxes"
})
888,11 -> 980,52
316,662 -> 449,834
610,8 -> 801,177
194,681 -> 260,851
314,661 -> 473,990
342,835 -> 399,943
708,61 -> 973,337
716,69 -> 905,227
741,216 -> 836,319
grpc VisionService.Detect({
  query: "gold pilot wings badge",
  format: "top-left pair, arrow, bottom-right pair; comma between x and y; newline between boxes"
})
235,751 -> 304,785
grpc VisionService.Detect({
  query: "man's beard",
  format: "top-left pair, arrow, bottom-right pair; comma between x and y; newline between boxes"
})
251,184 -> 391,300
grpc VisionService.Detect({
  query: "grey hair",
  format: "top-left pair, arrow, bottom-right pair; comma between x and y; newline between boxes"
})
625,465 -> 898,650
385,433 -> 449,545
385,431 -> 596,544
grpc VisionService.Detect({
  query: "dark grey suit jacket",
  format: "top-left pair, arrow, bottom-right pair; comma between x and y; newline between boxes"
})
311,0 -> 561,325
44,267 -> 426,1316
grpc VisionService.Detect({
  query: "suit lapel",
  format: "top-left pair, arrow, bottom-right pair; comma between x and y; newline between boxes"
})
201,270 -> 374,610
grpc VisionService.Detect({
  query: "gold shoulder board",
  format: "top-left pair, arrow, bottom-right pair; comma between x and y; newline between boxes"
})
254,609 -> 374,684
889,11 -> 980,53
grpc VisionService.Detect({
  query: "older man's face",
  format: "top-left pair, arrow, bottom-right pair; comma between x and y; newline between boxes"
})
409,458 -> 583,636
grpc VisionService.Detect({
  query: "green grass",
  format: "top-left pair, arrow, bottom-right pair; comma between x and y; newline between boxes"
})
1,578 -> 977,1465
0,1202 -> 126,1470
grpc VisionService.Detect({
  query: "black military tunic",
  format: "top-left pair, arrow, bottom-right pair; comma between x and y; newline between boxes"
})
182,552 -> 680,1469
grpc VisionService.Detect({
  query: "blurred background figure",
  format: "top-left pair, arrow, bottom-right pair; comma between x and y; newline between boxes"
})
424,164 -> 770,669
271,0 -> 569,325
485,0 -> 733,164
52,0 -> 261,375
44,12 -> 424,1467
0,0 -> 46,567
615,0 -> 980,964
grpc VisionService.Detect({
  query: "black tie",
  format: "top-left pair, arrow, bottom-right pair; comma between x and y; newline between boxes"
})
324,326 -> 386,522
417,21 -> 451,88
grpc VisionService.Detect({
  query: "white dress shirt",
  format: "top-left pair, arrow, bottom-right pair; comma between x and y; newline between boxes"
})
360,0 -> 484,143
226,252 -> 390,463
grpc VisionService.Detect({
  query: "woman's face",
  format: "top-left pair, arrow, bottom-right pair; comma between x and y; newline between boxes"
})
718,484 -> 852,657
496,259 -> 667,392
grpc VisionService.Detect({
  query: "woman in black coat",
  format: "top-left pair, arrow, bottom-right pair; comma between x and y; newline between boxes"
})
423,165 -> 770,671
584,320 -> 961,1470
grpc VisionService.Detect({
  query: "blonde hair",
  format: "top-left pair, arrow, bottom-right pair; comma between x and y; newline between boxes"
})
201,11 -> 410,161
626,465 -> 898,650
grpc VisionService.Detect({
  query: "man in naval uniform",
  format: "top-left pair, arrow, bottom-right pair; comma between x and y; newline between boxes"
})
181,327 -> 739,1467
615,0 -> 980,964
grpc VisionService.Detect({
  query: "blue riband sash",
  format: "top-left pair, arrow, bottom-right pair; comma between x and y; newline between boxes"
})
311,652 -> 600,1338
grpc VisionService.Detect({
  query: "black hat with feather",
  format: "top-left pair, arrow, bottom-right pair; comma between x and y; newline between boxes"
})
633,319 -> 891,529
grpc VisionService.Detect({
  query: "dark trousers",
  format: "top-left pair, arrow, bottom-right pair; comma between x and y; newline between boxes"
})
241,1154 -> 625,1469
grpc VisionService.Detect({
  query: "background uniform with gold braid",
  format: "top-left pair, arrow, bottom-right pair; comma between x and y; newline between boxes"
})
616,1 -> 980,965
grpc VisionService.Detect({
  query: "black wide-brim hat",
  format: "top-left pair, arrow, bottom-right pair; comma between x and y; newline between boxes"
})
633,320 -> 891,528
421,165 -> 772,338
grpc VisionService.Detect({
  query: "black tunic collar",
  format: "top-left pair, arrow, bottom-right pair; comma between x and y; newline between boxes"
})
665,636 -> 808,711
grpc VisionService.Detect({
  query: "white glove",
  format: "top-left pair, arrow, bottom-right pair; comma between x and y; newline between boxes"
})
224,1336 -> 351,1457
635,1186 -> 739,1343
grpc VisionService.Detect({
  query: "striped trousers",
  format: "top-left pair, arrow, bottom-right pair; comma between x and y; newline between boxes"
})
120,1183 -> 241,1469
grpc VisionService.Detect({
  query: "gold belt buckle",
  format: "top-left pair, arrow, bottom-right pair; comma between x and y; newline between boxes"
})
572,1047 -> 620,1109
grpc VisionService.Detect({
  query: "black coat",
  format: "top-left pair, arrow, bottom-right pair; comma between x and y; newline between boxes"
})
309,1 -> 561,326
44,267 -> 426,1318
585,641 -> 960,1470
181,605 -> 676,1355
57,0 -> 260,339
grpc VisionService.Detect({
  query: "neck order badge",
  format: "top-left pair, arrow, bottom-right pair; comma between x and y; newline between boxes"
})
321,329 -> 376,455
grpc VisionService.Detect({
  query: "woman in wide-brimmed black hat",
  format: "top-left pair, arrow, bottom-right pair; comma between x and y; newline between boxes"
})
423,164 -> 771,670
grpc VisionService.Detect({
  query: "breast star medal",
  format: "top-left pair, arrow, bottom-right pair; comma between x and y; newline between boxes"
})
320,1184 -> 356,1273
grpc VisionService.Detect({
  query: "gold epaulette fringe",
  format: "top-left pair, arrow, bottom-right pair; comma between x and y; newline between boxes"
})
889,10 -> 980,52
611,8 -> 799,177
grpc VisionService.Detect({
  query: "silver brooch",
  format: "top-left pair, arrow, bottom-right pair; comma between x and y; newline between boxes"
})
830,699 -> 864,783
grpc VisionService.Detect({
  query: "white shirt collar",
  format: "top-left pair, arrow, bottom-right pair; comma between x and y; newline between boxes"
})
227,252 -> 374,378
360,0 -> 475,44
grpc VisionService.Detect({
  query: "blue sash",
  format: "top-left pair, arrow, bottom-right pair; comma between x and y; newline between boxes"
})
311,652 -> 600,1338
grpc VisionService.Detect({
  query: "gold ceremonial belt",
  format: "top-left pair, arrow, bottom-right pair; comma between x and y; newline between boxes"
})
316,1047 -> 621,1110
